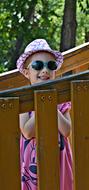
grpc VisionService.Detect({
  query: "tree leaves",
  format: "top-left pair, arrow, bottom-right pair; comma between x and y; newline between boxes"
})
0,0 -> 88,72
78,0 -> 89,15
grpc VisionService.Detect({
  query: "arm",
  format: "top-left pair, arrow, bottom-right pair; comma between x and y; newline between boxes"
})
58,109 -> 72,137
19,108 -> 71,139
19,111 -> 35,139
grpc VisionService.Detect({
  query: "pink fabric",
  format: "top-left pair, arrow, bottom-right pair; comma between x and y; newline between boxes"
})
20,102 -> 73,190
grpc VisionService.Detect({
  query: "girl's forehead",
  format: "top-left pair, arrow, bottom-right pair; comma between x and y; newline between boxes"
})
30,52 -> 55,60
25,52 -> 55,67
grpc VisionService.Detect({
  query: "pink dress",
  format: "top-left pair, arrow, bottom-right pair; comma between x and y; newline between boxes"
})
20,102 -> 73,190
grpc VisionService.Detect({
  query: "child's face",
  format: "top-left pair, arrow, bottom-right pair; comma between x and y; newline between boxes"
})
23,52 -> 56,84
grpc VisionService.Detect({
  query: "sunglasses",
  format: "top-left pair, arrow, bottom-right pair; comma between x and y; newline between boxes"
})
29,60 -> 58,71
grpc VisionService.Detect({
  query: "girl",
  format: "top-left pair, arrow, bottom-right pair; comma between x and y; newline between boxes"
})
16,39 -> 73,190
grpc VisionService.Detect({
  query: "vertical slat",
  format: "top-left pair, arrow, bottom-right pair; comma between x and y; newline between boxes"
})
0,97 -> 21,190
71,80 -> 89,190
34,89 -> 60,190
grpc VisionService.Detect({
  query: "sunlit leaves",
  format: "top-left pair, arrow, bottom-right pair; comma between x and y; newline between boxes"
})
0,0 -> 88,72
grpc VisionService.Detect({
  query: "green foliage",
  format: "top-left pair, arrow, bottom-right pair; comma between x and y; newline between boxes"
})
0,63 -> 8,73
78,0 -> 89,15
76,0 -> 89,45
0,0 -> 64,72
0,0 -> 89,72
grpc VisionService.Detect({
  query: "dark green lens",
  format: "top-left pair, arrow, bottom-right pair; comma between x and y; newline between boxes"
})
31,61 -> 43,70
48,61 -> 57,70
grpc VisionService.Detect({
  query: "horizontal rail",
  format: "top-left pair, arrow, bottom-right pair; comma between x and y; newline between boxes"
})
0,70 -> 89,113
57,42 -> 89,76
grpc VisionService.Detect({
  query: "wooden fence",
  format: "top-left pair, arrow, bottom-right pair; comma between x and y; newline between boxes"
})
0,42 -> 89,190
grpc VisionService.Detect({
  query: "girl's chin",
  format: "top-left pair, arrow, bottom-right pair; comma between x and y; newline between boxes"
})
37,78 -> 50,83
31,78 -> 52,84
33,79 -> 49,84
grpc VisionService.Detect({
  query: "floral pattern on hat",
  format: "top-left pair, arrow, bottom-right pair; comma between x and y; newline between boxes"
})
16,39 -> 63,73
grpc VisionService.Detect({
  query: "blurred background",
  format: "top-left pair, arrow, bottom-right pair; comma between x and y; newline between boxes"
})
0,0 -> 89,73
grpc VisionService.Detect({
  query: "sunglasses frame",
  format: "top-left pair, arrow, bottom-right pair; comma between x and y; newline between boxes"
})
28,60 -> 58,71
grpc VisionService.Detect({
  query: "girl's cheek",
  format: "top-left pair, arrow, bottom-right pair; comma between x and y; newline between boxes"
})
51,71 -> 55,79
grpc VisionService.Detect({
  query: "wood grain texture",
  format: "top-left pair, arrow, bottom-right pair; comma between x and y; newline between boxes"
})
71,80 -> 89,190
0,97 -> 20,190
34,89 -> 60,190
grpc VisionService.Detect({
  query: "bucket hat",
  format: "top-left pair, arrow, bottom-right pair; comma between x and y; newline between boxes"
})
16,39 -> 63,72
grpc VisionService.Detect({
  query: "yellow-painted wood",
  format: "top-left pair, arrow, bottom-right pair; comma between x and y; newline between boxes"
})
0,97 -> 21,190
34,89 -> 60,190
71,80 -> 89,190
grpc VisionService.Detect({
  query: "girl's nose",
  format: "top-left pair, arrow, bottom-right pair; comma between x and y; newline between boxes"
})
41,67 -> 49,74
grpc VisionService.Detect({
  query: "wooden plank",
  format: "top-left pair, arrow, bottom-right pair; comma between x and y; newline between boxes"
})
73,64 -> 89,74
57,42 -> 89,76
0,69 -> 29,91
71,80 -> 89,190
0,42 -> 89,90
0,97 -> 21,190
34,89 -> 60,190
0,70 -> 89,113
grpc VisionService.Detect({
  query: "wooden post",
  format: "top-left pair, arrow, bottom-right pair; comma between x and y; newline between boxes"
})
71,80 -> 89,190
0,97 -> 21,190
34,89 -> 60,190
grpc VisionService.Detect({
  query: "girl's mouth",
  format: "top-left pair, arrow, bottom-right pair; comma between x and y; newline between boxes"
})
38,76 -> 50,80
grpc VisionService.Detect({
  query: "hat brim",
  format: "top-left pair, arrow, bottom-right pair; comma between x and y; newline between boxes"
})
16,49 -> 63,73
